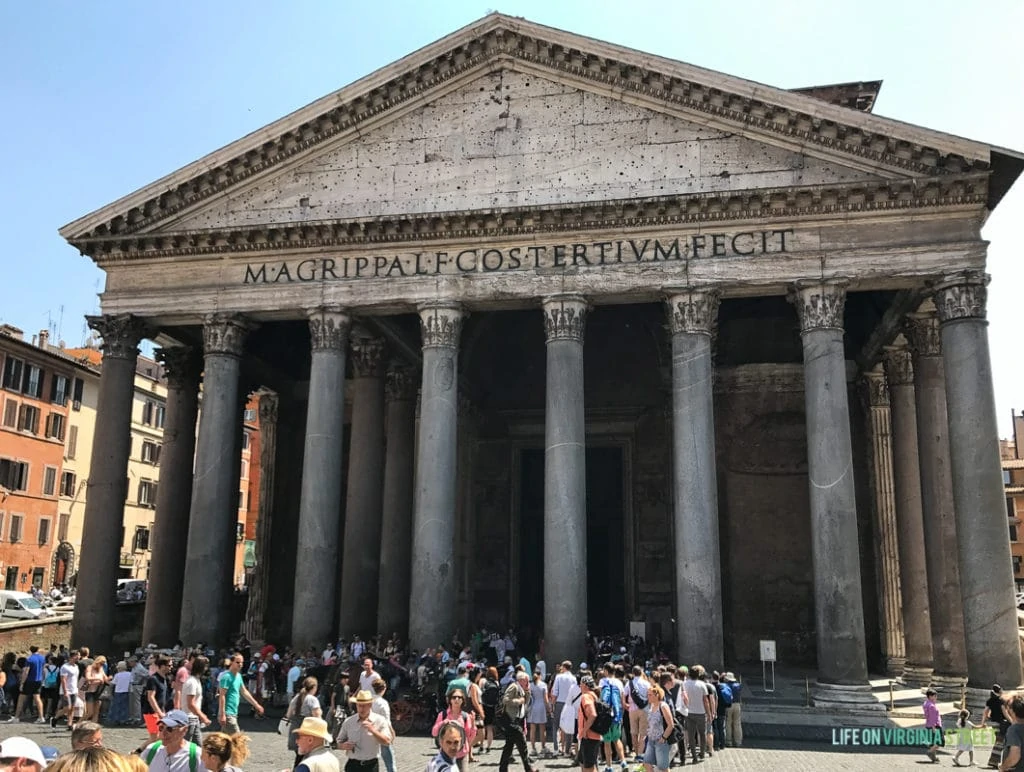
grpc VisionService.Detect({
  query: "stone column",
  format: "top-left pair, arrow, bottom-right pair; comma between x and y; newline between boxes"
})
71,315 -> 148,652
377,366 -> 416,639
934,271 -> 1024,699
542,294 -> 588,668
860,368 -> 906,676
245,391 -> 279,642
338,335 -> 387,637
882,346 -> 935,685
179,313 -> 253,645
142,346 -> 201,646
291,308 -> 350,650
791,281 -> 876,706
409,303 -> 463,650
666,289 -> 723,668
905,310 -> 968,687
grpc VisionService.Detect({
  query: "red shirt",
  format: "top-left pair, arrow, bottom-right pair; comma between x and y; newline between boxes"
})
577,692 -> 602,741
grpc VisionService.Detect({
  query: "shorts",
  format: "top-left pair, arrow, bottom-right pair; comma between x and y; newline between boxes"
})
222,714 -> 240,735
579,738 -> 602,769
643,739 -> 671,770
85,691 -> 100,704
22,681 -> 40,696
602,723 -> 622,743
144,713 -> 160,734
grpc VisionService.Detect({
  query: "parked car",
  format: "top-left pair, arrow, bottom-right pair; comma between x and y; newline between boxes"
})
0,590 -> 56,620
51,597 -> 76,614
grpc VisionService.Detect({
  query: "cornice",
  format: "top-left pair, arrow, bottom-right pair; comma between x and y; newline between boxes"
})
64,23 -> 991,250
79,173 -> 988,262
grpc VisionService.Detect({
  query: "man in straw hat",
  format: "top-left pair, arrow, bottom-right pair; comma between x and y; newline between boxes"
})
335,690 -> 392,772
294,716 -> 341,772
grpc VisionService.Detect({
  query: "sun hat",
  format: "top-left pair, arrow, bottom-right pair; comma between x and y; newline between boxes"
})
159,710 -> 190,728
0,737 -> 47,768
353,689 -> 375,703
293,716 -> 333,742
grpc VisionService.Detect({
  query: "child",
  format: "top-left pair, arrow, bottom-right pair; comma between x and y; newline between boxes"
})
953,708 -> 977,767
923,688 -> 942,764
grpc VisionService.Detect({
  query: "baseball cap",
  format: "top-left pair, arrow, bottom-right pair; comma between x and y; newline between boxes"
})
159,709 -> 190,728
580,675 -> 597,689
0,737 -> 47,768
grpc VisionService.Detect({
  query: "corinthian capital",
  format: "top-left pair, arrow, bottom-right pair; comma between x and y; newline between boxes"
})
665,288 -> 720,336
307,307 -> 350,352
155,346 -> 201,389
385,366 -> 417,402
542,294 -> 588,343
350,336 -> 387,378
904,312 -> 942,359
202,313 -> 254,357
86,314 -> 150,360
932,270 -> 989,324
790,280 -> 848,334
881,345 -> 914,386
418,303 -> 463,350
860,368 -> 889,408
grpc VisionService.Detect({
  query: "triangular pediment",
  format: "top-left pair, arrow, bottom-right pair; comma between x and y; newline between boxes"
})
61,12 -> 1018,255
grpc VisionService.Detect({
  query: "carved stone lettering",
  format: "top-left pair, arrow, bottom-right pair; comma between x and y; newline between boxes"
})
542,294 -> 588,343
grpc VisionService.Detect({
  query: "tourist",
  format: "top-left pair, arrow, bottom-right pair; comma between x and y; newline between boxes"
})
953,708 -> 978,767
47,746 -> 141,772
681,667 -> 709,762
328,672 -> 350,735
130,657 -> 150,726
287,678 -> 323,768
642,685 -> 674,772
109,661 -> 133,726
722,672 -> 742,747
1000,695 -> 1024,771
182,656 -> 212,744
201,732 -> 250,772
218,653 -> 264,735
465,667 -> 484,760
698,669 -> 716,757
624,666 -> 650,761
172,652 -> 197,712
293,717 -> 340,772
497,671 -> 532,772
479,667 -> 501,754
431,689 -> 475,772
0,736 -> 47,772
335,690 -> 392,772
549,661 -> 575,757
15,646 -> 45,722
711,672 -> 731,752
57,649 -> 83,731
600,664 -> 627,772
370,679 -> 397,772
83,656 -> 110,723
985,684 -> 1011,769
41,654 -> 61,723
923,688 -> 942,764
141,710 -> 202,771
426,721 -> 466,772
358,659 -> 380,694
576,675 -> 603,772
70,721 -> 103,750
527,670 -> 549,756
446,664 -> 470,698
142,657 -> 173,742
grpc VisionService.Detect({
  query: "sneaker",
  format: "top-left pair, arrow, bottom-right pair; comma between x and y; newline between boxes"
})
34,717 -> 46,724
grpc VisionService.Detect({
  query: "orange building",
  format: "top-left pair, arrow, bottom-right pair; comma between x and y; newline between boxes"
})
1001,411 -> 1024,590
0,324 -> 97,590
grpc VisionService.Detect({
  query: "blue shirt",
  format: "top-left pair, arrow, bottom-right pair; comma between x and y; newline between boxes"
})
26,653 -> 45,682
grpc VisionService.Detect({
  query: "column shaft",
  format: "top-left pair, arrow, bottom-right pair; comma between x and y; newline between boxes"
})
883,347 -> 934,683
907,312 -> 968,682
291,309 -> 350,650
542,295 -> 588,668
142,347 -> 200,646
666,290 -> 723,667
71,315 -> 147,652
377,367 -> 416,639
339,336 -> 387,637
409,304 -> 463,650
244,391 -> 278,642
179,314 -> 252,645
792,282 -> 869,686
934,272 -> 1023,692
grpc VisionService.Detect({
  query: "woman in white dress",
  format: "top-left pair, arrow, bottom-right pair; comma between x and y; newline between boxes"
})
527,671 -> 550,755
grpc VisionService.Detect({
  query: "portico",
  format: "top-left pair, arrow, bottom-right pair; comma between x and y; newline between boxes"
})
61,14 -> 1022,700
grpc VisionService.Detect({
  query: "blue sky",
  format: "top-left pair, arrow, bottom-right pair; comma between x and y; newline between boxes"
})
2,0 -> 1022,432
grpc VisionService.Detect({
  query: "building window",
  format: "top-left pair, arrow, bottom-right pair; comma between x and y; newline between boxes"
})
9,514 -> 23,544
1009,498 -> 1016,519
2,357 -> 23,391
1011,523 -> 1019,542
66,425 -> 78,459
4,567 -> 16,590
59,471 -> 76,497
38,518 -> 51,546
71,378 -> 83,411
1,398 -> 16,428
0,459 -> 29,491
58,513 -> 69,542
141,400 -> 165,427
238,489 -> 246,510
243,408 -> 257,422
0,512 -> 4,540
50,375 -> 68,406
132,526 -> 150,552
155,404 -> 165,429
141,441 -> 161,465
236,521 -> 245,543
17,404 -> 40,434
44,412 -> 66,441
241,431 -> 250,450
1005,470 -> 1013,485
42,466 -> 57,497
1016,556 -> 1023,576
240,459 -> 248,479
31,567 -> 43,588
21,365 -> 42,398
137,479 -> 157,507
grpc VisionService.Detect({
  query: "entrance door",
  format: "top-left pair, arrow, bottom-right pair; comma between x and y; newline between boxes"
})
517,446 -> 627,639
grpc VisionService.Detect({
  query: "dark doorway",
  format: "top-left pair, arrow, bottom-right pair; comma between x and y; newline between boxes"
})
517,446 -> 627,637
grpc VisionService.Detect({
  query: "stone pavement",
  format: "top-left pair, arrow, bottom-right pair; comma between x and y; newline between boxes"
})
0,717 -> 987,771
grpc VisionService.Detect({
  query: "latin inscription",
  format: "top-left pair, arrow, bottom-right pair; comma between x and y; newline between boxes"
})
242,229 -> 794,285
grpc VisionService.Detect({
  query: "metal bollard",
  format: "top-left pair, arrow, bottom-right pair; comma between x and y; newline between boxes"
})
889,681 -> 895,711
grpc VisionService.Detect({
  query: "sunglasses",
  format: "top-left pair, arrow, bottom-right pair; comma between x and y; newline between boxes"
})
450,695 -> 464,700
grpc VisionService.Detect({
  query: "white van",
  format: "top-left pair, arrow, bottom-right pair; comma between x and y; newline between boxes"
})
0,590 -> 55,620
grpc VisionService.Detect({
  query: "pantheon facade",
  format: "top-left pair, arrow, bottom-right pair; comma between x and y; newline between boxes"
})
62,15 -> 1023,706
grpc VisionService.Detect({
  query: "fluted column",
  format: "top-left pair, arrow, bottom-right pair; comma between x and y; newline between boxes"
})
666,289 -> 723,668
338,335 -> 387,637
377,366 -> 416,639
142,346 -> 201,646
180,313 -> 254,645
245,391 -> 278,642
882,346 -> 934,685
409,303 -> 463,650
542,294 -> 588,668
934,271 -> 1023,698
72,315 -> 148,652
791,281 -> 874,705
291,308 -> 350,650
906,310 -> 968,686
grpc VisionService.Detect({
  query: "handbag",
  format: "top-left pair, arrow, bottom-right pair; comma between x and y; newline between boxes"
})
277,717 -> 289,735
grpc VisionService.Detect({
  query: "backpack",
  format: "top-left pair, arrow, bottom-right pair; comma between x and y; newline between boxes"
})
600,683 -> 622,724
43,666 -> 58,689
628,679 -> 647,709
590,695 -> 614,736
145,741 -> 199,772
717,682 -> 733,708
481,679 -> 500,707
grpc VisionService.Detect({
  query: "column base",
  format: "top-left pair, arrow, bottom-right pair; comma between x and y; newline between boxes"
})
885,656 -> 907,677
811,682 -> 887,712
930,673 -> 967,690
901,664 -> 934,687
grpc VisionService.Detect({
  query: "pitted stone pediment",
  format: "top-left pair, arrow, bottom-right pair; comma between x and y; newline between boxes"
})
166,70 -> 886,231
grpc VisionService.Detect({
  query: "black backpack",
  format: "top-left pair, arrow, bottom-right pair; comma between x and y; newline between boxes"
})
481,679 -> 500,707
591,696 -> 614,735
